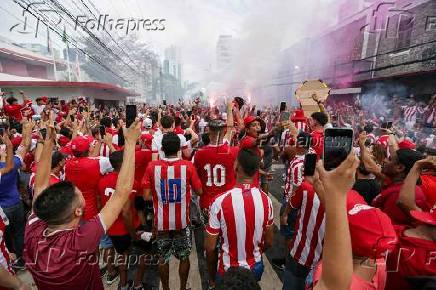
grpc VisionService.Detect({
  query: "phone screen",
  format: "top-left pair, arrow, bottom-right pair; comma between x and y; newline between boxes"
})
280,102 -> 286,113
39,128 -> 47,140
304,153 -> 317,176
323,128 -> 354,171
99,125 -> 106,137
126,104 -> 137,128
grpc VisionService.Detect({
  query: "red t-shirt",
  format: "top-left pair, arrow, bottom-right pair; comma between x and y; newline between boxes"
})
371,182 -> 428,225
3,99 -> 32,121
193,143 -> 239,209
134,149 -> 152,185
142,158 -> 202,231
24,213 -> 105,290
64,156 -> 112,220
97,172 -> 140,236
385,226 -> 436,290
310,130 -> 324,158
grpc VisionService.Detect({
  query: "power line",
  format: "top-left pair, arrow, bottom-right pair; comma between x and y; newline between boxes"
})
12,0 -> 128,83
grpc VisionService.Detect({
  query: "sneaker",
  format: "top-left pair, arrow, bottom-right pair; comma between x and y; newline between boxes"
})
271,258 -> 286,271
105,269 -> 119,285
11,258 -> 25,271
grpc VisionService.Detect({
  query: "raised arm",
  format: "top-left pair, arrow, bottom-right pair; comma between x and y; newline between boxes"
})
224,100 -> 235,142
99,121 -> 140,229
0,134 -> 14,175
398,156 -> 436,213
313,153 -> 359,290
33,124 -> 56,202
15,120 -> 34,161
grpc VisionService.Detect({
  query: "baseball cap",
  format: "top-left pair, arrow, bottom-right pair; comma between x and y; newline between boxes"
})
398,139 -> 416,150
410,208 -> 436,226
244,116 -> 260,128
143,117 -> 153,129
347,190 -> 398,259
396,148 -> 424,174
71,136 -> 91,153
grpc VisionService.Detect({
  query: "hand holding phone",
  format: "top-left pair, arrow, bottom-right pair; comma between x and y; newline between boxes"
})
323,128 -> 354,171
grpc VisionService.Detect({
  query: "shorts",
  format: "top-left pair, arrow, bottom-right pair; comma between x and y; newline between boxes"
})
109,235 -> 131,254
99,234 -> 113,249
156,227 -> 192,264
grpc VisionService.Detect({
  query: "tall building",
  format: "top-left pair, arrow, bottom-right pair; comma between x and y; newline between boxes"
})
216,35 -> 234,70
164,45 -> 182,81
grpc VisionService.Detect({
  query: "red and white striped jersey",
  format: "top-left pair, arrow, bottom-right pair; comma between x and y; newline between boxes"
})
289,180 -> 325,268
206,184 -> 274,274
0,207 -> 13,275
284,154 -> 305,201
142,157 -> 202,231
403,105 -> 417,122
294,121 -> 307,132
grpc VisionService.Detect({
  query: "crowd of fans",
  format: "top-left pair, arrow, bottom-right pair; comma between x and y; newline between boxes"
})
0,90 -> 434,290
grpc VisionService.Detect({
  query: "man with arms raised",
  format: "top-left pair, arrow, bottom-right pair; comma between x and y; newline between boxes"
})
23,119 -> 140,290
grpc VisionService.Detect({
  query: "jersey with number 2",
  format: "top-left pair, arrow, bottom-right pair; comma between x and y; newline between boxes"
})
193,143 -> 239,209
143,158 -> 202,231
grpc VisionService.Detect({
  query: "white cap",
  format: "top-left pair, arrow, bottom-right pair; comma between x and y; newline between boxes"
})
143,117 -> 152,129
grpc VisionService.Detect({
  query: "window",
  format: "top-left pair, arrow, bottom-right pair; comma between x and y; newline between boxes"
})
395,15 -> 414,50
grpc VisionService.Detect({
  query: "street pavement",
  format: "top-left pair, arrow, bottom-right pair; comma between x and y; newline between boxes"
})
18,163 -> 288,290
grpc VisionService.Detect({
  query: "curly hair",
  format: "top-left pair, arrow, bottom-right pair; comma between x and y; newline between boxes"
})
216,267 -> 261,290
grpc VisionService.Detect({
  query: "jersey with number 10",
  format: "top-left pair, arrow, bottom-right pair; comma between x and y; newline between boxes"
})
193,143 -> 239,209
142,158 -> 202,231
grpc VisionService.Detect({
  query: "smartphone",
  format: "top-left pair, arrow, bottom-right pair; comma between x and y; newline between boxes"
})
162,100 -> 167,106
280,101 -> 286,113
323,128 -> 354,171
304,153 -> 317,176
39,128 -> 47,140
256,110 -> 261,117
0,128 -> 4,137
32,115 -> 41,121
279,111 -> 291,122
381,121 -> 393,129
126,104 -> 137,128
99,125 -> 106,137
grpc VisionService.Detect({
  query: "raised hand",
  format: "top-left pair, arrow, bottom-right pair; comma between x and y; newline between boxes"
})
123,119 -> 141,145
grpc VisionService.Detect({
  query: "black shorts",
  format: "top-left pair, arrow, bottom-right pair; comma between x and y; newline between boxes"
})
109,235 -> 131,254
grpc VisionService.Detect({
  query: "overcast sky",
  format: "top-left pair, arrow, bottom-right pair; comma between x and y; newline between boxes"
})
0,0 -> 344,84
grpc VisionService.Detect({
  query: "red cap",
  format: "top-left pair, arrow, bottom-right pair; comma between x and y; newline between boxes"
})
71,136 -> 90,153
41,96 -> 48,103
244,116 -> 260,128
347,190 -> 397,259
291,109 -> 307,122
11,136 -> 22,148
410,207 -> 436,226
398,139 -> 416,150
58,135 -> 70,147
59,143 -> 72,155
